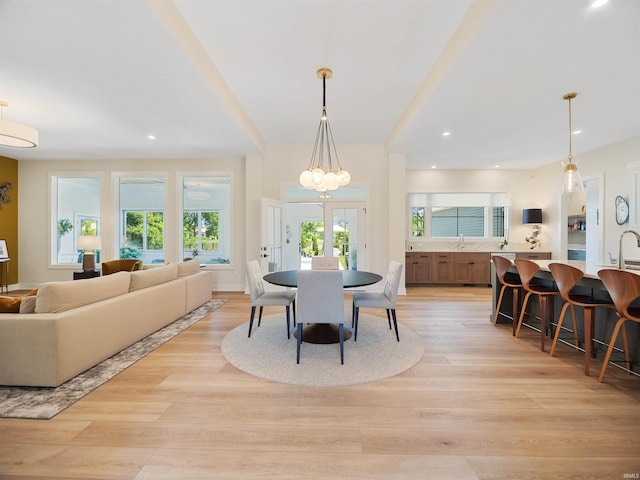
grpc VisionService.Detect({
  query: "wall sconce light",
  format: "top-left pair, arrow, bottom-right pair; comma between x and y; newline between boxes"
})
77,235 -> 102,271
523,208 -> 542,250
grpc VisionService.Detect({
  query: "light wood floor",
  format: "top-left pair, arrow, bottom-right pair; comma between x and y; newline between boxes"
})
2,286 -> 640,479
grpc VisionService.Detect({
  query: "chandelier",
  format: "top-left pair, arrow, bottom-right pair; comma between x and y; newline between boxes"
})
299,68 -> 350,192
561,92 -> 583,193
0,100 -> 38,148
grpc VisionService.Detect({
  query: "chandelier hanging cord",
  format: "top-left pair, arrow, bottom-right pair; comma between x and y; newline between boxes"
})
566,92 -> 574,165
299,67 -> 350,191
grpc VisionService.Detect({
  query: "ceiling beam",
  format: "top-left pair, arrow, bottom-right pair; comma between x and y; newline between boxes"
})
146,0 -> 266,153
385,0 -> 497,153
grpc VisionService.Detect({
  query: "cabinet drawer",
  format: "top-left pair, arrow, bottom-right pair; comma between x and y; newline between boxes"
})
517,252 -> 552,260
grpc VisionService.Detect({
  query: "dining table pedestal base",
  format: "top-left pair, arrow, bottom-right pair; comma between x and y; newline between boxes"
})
295,323 -> 352,344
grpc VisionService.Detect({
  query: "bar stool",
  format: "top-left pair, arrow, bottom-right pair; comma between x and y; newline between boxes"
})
491,255 -> 523,336
548,263 -> 614,376
514,258 -> 561,352
597,269 -> 640,382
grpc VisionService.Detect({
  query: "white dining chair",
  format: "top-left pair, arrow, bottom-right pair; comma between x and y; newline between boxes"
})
311,256 -> 339,270
245,260 -> 296,339
351,261 -> 403,342
296,270 -> 345,364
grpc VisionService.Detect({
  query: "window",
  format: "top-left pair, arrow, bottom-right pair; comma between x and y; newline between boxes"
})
118,177 -> 165,263
409,193 -> 509,239
432,207 -> 485,237
123,211 -> 164,250
183,211 -> 219,255
411,207 -> 425,237
182,174 -> 231,264
52,176 -> 101,265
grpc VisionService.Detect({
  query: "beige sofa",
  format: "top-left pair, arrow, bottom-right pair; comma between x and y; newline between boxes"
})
0,259 -> 212,387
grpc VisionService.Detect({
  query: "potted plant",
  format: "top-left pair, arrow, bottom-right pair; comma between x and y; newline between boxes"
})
57,218 -> 73,237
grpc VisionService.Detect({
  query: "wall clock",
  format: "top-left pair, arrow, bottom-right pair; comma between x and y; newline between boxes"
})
615,195 -> 629,225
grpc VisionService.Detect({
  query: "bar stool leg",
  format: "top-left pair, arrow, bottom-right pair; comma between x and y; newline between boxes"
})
512,287 -> 519,336
584,306 -> 594,376
550,302 -> 571,357
539,295 -> 547,352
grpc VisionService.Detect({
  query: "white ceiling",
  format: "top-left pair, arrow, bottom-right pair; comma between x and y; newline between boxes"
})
0,0 -> 638,170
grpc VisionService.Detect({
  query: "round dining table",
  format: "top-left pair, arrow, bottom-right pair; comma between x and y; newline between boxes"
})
263,269 -> 383,344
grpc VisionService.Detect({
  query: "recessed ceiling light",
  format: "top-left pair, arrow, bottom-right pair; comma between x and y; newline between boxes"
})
591,0 -> 609,8
442,131 -> 451,137
572,130 -> 582,135
431,165 -> 437,169
147,134 -> 156,140
495,164 -> 501,168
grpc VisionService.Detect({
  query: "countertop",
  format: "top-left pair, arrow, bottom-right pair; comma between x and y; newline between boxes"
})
518,260 -> 640,280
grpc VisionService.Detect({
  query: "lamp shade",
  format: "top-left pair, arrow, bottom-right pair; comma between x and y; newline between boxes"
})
0,101 -> 38,148
522,208 -> 542,224
77,235 -> 102,251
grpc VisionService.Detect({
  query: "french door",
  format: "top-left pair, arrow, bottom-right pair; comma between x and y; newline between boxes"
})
260,197 -> 284,274
288,201 -> 366,271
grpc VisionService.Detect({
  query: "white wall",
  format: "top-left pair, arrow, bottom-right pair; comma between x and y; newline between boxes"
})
404,135 -> 640,261
18,158 -> 246,290
258,143 -> 392,277
544,134 -> 640,262
405,168 -> 546,252
16,135 -> 640,290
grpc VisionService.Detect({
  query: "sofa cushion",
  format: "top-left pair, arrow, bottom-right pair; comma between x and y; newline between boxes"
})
0,296 -> 21,313
19,295 -> 37,313
177,258 -> 200,277
129,263 -> 178,292
35,271 -> 131,314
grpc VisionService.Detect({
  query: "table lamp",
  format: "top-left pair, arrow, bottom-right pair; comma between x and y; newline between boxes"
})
77,235 -> 102,271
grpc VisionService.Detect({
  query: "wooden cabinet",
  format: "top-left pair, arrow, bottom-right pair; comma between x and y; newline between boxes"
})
453,252 -> 490,284
405,252 -> 433,283
516,252 -> 551,260
405,251 -> 493,285
433,253 -> 453,283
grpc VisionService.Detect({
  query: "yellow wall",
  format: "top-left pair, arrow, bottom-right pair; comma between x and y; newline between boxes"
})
0,156 -> 18,285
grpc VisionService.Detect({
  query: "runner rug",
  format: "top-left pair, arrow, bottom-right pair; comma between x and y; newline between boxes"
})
0,299 -> 225,420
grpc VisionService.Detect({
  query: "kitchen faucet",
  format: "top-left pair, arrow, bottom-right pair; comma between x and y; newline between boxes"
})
617,230 -> 640,269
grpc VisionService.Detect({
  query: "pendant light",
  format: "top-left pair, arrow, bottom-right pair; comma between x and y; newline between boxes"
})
0,101 -> 38,148
299,68 -> 350,192
561,92 -> 583,193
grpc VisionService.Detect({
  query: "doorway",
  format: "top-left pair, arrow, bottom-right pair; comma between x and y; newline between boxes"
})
284,201 -> 366,271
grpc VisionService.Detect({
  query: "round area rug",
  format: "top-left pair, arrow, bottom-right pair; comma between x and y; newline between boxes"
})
221,313 -> 425,386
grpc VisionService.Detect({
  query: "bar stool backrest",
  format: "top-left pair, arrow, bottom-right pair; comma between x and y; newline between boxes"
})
597,269 -> 640,320
514,258 -> 541,291
492,255 -> 521,287
548,263 -> 584,302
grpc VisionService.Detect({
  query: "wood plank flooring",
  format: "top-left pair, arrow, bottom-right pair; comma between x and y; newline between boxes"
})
2,286 -> 640,479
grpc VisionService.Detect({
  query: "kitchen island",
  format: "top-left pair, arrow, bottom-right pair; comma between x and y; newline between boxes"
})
491,259 -> 639,377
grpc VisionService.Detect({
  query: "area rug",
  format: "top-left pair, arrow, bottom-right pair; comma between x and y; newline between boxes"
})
0,299 -> 225,420
221,313 -> 425,386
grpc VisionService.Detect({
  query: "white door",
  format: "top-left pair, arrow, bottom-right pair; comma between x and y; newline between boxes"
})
327,203 -> 366,271
260,198 -> 285,274
289,201 -> 366,270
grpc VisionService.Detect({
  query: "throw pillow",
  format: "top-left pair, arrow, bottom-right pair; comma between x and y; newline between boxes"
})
0,296 -> 22,313
177,258 -> 200,277
19,295 -> 37,313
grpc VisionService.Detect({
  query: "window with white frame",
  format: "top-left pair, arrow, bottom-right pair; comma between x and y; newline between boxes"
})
118,177 -> 165,264
52,176 -> 101,265
409,193 -> 509,239
182,174 -> 231,265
